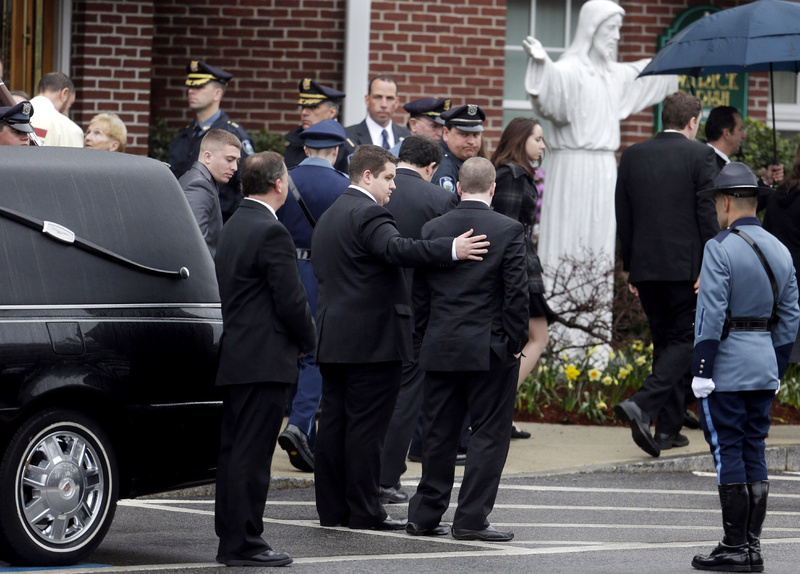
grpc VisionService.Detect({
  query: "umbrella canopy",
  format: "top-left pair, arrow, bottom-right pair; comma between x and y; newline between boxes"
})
639,0 -> 800,78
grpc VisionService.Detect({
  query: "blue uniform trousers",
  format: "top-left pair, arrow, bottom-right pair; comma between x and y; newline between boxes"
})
698,390 -> 773,485
287,259 -> 322,445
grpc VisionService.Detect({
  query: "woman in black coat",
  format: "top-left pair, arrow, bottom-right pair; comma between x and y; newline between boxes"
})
491,117 -> 555,438
762,141 -> 800,361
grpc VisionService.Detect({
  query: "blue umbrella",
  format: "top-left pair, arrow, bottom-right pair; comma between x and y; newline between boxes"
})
639,0 -> 800,160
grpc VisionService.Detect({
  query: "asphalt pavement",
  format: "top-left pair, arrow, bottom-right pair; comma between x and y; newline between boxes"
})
3,420 -> 800,573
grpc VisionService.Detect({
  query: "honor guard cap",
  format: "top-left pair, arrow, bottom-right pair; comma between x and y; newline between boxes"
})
185,60 -> 233,87
403,98 -> 451,125
298,78 -> 345,108
702,162 -> 772,198
299,119 -> 347,149
0,101 -> 35,133
441,104 -> 485,133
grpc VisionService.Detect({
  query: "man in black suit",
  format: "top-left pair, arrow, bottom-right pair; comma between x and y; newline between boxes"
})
614,91 -> 718,458
705,105 -> 783,184
407,157 -> 528,541
311,144 -> 488,531
343,75 -> 410,157
214,151 -> 316,567
379,135 -> 457,504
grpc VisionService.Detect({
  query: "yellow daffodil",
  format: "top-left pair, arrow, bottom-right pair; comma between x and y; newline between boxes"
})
633,340 -> 643,352
565,364 -> 581,381
601,375 -> 613,386
626,363 -> 634,371
619,368 -> 629,379
608,351 -> 616,360
635,355 -> 646,366
597,400 -> 607,410
589,368 -> 601,381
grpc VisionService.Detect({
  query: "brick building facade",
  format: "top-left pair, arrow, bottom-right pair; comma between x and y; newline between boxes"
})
2,1 -> 771,157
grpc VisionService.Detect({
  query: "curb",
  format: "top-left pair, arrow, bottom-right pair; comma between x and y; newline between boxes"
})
605,445 -> 800,474
146,445 -> 800,499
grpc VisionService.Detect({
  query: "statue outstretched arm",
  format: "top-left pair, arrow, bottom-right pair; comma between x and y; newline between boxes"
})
523,36 -> 569,126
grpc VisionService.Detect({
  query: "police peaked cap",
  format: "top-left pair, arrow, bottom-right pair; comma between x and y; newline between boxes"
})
441,104 -> 485,132
403,98 -> 451,125
185,60 -> 233,87
299,119 -> 347,149
298,78 -> 345,107
702,162 -> 772,198
0,100 -> 34,133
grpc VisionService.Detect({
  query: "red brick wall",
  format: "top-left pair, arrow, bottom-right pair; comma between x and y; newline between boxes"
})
150,0 -> 347,143
71,0 -> 153,155
618,0 -> 768,152
364,0 -> 507,152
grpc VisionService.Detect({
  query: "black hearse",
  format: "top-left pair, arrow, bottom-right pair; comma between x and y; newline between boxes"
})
0,147 -> 223,566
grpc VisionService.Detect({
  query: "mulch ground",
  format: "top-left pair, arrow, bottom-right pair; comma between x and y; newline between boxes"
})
515,400 -> 800,426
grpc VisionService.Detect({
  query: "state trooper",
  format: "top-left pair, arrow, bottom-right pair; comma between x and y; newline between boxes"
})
167,60 -> 254,222
691,162 -> 800,573
284,79 -> 348,173
389,97 -> 450,156
432,104 -> 485,193
276,119 -> 350,472
0,101 -> 34,146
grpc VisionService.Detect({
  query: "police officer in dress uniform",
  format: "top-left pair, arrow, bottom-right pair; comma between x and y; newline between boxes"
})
690,162 -> 800,572
389,98 -> 450,156
433,104 -> 485,193
277,119 -> 350,472
168,60 -> 255,222
284,79 -> 349,173
0,101 -> 34,146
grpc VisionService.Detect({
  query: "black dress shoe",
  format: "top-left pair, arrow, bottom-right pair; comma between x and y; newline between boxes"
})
224,550 -> 293,567
406,522 -> 451,536
614,400 -> 660,457
655,432 -> 689,450
452,525 -> 514,541
380,485 -> 409,504
511,425 -> 531,439
683,408 -> 701,429
366,516 -> 408,530
278,423 -> 314,472
691,541 -> 751,572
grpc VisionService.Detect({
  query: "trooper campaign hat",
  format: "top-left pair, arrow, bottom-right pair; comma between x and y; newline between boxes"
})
185,60 -> 233,87
702,161 -> 772,198
0,100 -> 34,133
299,119 -> 347,149
403,98 -> 451,125
297,78 -> 345,108
441,104 -> 485,133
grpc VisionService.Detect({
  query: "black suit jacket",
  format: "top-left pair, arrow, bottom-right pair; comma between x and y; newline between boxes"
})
311,187 -> 453,364
215,199 -> 316,386
385,167 -> 458,288
415,201 -> 529,372
615,132 -> 719,283
343,119 -> 410,156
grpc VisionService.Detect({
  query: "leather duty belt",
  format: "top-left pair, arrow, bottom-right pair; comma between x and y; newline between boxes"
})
727,318 -> 771,332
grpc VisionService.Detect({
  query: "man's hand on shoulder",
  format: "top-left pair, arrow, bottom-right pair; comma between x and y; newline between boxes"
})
455,229 -> 489,261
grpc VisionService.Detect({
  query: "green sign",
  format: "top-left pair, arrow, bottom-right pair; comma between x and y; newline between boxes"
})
652,6 -> 749,131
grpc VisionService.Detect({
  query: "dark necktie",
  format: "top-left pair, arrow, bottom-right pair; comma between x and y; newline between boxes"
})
381,129 -> 390,150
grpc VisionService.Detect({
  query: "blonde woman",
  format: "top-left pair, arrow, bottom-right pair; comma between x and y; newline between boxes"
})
84,113 -> 127,152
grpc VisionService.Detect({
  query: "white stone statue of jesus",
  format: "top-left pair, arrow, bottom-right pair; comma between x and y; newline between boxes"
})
524,0 -> 677,347
524,0 -> 678,278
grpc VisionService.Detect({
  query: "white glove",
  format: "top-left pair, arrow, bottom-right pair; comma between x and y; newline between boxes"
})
692,376 -> 715,398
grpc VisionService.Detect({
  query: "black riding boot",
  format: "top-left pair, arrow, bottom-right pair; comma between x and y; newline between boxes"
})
747,481 -> 769,573
692,483 -> 750,572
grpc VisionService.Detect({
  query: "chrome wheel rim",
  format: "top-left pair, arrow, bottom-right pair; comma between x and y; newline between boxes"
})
16,426 -> 106,547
